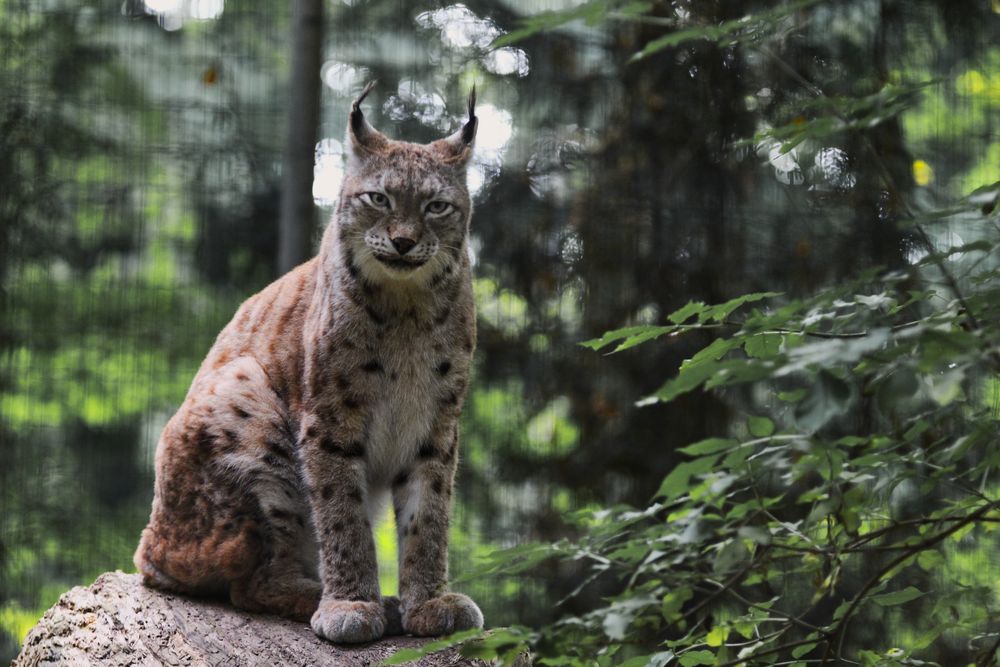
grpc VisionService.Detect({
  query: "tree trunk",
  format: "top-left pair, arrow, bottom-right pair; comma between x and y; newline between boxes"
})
278,0 -> 324,274
13,572 -> 488,666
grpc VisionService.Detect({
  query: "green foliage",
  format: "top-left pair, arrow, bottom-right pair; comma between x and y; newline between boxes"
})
491,0 -> 651,48
740,81 -> 941,155
627,0 -> 820,62
380,628 -> 485,665
427,208 -> 1000,664
492,0 -> 820,62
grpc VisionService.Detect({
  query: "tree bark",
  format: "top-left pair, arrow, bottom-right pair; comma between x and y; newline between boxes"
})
278,0 -> 324,274
13,572 -> 487,666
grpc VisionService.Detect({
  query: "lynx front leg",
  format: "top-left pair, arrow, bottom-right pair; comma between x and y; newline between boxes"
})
302,426 -> 385,643
393,427 -> 483,636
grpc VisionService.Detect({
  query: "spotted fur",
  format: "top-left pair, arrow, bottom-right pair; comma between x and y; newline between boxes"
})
135,83 -> 483,643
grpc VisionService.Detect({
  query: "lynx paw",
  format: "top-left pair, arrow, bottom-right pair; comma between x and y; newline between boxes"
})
311,598 -> 386,644
403,593 -> 484,637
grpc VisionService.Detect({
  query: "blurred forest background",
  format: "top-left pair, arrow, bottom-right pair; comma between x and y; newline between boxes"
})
1,0 -> 998,663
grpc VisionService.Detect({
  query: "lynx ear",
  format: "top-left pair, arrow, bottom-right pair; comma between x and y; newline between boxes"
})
347,81 -> 389,158
432,85 -> 478,166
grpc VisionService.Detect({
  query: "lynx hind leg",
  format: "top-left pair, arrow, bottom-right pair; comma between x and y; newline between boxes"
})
201,357 -> 323,620
227,503 -> 323,622
134,509 -> 260,597
135,394 -> 267,597
134,533 -> 199,594
231,565 -> 322,622
227,449 -> 323,622
138,357 -> 320,619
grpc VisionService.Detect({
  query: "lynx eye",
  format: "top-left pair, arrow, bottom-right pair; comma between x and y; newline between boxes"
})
425,201 -> 453,216
362,192 -> 391,208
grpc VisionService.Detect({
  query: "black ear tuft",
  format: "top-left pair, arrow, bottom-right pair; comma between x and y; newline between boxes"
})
347,81 -> 389,155
428,86 -> 478,164
461,84 -> 478,145
350,80 -> 378,136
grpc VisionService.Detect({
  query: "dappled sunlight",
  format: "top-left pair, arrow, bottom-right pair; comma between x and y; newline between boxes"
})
415,4 -> 529,78
762,140 -> 804,185
140,0 -> 223,30
415,4 -> 500,50
313,138 -> 345,207
483,47 -> 530,77
468,103 -> 512,198
812,147 -> 856,191
320,62 -> 370,94
382,79 -> 449,130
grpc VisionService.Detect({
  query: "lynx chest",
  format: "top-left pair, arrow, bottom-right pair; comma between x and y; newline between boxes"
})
362,326 -> 446,484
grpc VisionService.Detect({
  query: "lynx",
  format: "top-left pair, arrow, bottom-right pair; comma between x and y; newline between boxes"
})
134,82 -> 484,644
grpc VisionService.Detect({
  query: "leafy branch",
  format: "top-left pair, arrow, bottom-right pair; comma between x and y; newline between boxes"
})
415,232 -> 1000,665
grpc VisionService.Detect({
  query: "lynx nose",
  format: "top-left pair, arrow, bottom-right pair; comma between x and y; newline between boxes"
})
391,237 -> 416,255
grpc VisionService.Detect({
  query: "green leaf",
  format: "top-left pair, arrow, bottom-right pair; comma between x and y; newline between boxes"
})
747,415 -> 775,437
613,326 -> 675,353
782,328 -> 890,374
705,626 -> 728,647
629,0 -> 818,62
381,629 -> 484,665
916,549 -> 944,571
683,337 -> 742,369
668,300 -> 707,324
702,291 -> 782,322
491,0 -> 616,47
778,388 -> 807,402
617,653 -> 675,667
458,627 -> 533,660
835,435 -> 868,447
791,642 -> 818,659
871,586 -> 925,607
744,332 -> 782,358
678,437 -> 737,456
616,657 -> 651,667
656,455 -> 720,500
661,587 -> 693,621
600,596 -> 659,640
638,361 -> 720,406
678,650 -> 716,666
580,325 -> 672,351
911,623 -> 948,650
832,599 -> 852,620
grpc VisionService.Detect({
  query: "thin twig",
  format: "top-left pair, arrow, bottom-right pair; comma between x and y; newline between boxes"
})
821,501 -> 997,665
975,632 -> 1000,667
682,559 -> 757,620
705,579 -> 826,633
711,636 -> 828,667
669,319 -> 924,339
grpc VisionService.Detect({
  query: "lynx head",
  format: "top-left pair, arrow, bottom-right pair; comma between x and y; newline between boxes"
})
335,81 -> 478,287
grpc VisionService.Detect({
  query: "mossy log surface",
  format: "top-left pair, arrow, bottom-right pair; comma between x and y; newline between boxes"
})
14,572 -> 486,666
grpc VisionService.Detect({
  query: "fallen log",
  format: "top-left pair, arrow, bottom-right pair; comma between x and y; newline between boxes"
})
14,571 -> 487,666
